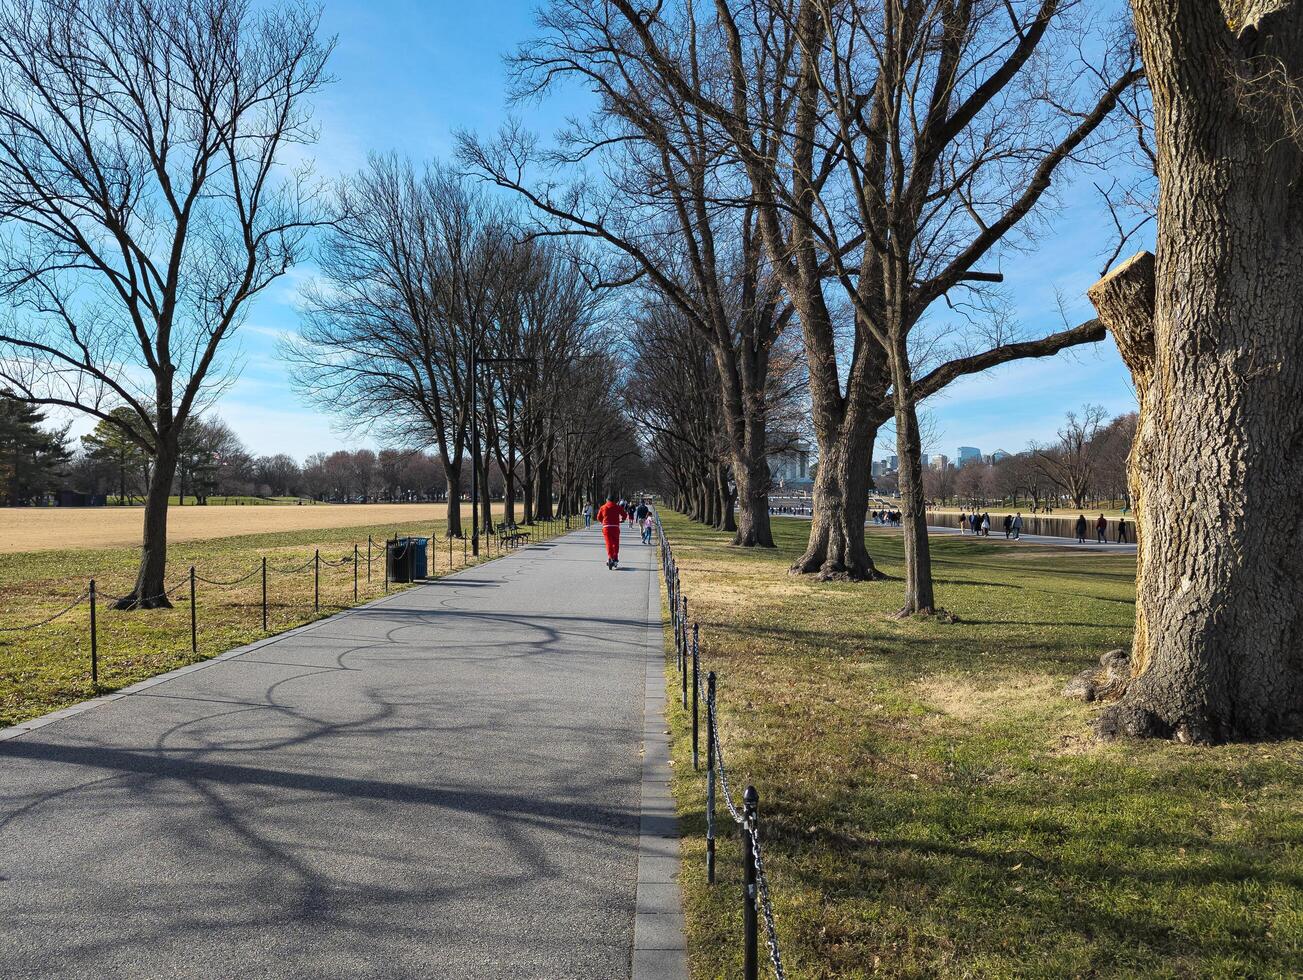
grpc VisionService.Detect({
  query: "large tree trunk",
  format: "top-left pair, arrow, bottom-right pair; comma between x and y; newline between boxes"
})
117,439 -> 179,609
895,400 -> 935,616
716,461 -> 736,533
1089,1 -> 1303,741
731,429 -> 774,547
444,460 -> 463,537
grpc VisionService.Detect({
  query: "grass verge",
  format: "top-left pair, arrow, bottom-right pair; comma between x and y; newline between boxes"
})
659,512 -> 1302,979
0,515 -> 568,727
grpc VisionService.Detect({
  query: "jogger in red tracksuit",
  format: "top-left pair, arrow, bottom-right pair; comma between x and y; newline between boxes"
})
596,495 -> 627,569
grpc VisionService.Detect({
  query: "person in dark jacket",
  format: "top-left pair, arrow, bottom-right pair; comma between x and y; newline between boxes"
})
1075,514 -> 1088,544
1096,514 -> 1107,544
1117,517 -> 1129,544
1003,514 -> 1013,538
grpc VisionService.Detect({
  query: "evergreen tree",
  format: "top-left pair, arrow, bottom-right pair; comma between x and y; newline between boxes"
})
81,409 -> 150,505
0,392 -> 71,505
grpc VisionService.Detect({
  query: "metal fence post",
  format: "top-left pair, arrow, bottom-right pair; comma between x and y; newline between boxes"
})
189,566 -> 197,655
354,544 -> 359,601
261,557 -> 268,631
367,535 -> 373,582
692,622 -> 700,769
706,671 -> 716,883
681,622 -> 689,709
314,549 -> 320,611
89,579 -> 98,686
743,786 -> 760,980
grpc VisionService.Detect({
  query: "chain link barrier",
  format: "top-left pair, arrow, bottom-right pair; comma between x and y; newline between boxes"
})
195,564 -> 263,587
653,510 -> 788,980
3,518 -> 570,684
0,590 -> 90,632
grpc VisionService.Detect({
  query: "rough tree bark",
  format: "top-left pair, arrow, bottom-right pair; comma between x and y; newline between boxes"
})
1088,0 -> 1303,741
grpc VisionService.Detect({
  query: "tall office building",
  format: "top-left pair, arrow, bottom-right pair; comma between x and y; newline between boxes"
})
957,446 -> 982,468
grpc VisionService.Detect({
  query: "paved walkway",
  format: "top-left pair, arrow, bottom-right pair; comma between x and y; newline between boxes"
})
0,528 -> 680,979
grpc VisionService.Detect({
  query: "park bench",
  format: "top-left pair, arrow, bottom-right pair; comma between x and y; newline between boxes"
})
497,524 -> 531,549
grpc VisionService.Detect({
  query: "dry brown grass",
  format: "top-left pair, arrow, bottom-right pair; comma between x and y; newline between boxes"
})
0,503 -> 463,553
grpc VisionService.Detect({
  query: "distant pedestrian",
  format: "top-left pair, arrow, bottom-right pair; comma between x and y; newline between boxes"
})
1003,514 -> 1013,539
1075,513 -> 1087,544
1012,512 -> 1023,540
981,512 -> 991,537
1117,517 -> 1129,544
641,513 -> 654,545
970,512 -> 981,535
583,503 -> 592,528
959,510 -> 967,534
1096,514 -> 1107,544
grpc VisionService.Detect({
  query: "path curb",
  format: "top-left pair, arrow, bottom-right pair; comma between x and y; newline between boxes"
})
632,539 -> 689,980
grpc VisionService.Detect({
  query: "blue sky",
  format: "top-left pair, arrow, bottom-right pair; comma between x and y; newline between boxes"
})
178,0 -> 1140,462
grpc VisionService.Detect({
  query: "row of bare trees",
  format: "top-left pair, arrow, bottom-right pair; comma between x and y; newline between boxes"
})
480,0 -> 1303,740
283,156 -> 646,536
463,0 -> 1143,618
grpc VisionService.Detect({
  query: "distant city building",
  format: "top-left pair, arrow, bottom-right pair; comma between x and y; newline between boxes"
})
957,446 -> 982,467
888,454 -> 898,471
919,454 -> 930,468
991,449 -> 1011,463
871,459 -> 886,478
931,454 -> 949,470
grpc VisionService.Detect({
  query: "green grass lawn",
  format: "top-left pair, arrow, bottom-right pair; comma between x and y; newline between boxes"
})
0,517 -> 566,727
659,512 -> 1302,979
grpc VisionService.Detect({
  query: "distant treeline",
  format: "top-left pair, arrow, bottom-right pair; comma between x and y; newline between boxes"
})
0,394 -> 507,506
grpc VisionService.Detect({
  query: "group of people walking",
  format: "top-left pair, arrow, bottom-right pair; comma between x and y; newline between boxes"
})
871,510 -> 902,525
959,510 -> 1024,539
1075,513 -> 1129,544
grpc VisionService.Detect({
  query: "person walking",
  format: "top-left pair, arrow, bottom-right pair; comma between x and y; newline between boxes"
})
641,512 -> 654,545
1075,513 -> 1088,544
1117,517 -> 1129,544
959,510 -> 967,534
596,494 -> 627,569
582,502 -> 592,528
981,512 -> 991,537
971,512 -> 981,536
1012,512 -> 1023,540
1096,514 -> 1107,544
1003,514 -> 1013,539
635,499 -> 650,526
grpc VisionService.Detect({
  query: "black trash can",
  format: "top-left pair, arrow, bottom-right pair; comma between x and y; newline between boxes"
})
387,537 -> 429,583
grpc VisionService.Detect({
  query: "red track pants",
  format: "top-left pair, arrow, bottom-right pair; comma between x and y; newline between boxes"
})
602,524 -> 621,561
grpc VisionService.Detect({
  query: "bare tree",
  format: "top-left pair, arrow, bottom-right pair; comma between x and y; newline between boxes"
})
1086,1 -> 1303,742
0,0 -> 332,607
1032,405 -> 1110,507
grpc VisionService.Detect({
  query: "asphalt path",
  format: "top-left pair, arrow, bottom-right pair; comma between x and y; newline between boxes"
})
0,527 -> 661,979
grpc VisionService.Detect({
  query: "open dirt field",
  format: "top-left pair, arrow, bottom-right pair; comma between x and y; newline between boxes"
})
0,503 -> 466,553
